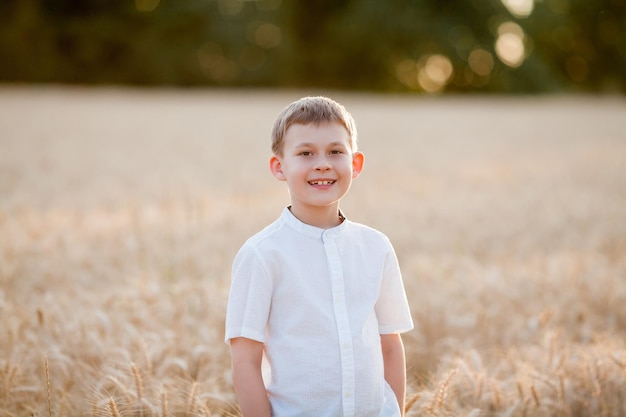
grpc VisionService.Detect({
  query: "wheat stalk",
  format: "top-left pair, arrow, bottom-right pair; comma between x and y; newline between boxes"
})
45,356 -> 53,417
105,375 -> 133,405
187,381 -> 198,416
37,309 -> 45,326
3,363 -> 18,402
516,380 -> 525,402
131,363 -> 144,417
131,363 -> 144,400
474,375 -> 483,401
161,387 -> 169,417
108,397 -> 121,417
405,392 -> 419,413
428,369 -> 457,412
530,384 -> 540,407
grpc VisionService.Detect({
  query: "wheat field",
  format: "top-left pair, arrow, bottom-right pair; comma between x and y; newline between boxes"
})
1,87 -> 625,416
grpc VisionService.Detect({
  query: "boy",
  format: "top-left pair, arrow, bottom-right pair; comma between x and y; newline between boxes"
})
225,96 -> 414,417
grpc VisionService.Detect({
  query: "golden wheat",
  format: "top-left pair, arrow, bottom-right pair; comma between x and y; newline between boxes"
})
108,397 -> 121,417
45,356 -> 52,417
1,87 -> 625,416
161,387 -> 169,417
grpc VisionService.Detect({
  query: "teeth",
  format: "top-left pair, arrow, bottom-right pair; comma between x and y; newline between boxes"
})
310,180 -> 334,185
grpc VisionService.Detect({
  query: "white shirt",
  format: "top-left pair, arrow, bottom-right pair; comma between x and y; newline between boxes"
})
225,208 -> 414,417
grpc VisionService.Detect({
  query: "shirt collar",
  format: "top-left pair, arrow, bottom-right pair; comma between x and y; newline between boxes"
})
281,206 -> 347,239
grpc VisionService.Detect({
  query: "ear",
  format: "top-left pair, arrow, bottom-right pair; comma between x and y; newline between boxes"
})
269,155 -> 287,181
351,151 -> 365,179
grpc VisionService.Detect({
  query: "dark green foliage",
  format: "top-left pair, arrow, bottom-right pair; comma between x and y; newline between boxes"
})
0,0 -> 623,92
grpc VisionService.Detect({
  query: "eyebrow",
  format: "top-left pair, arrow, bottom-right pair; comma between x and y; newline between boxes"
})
293,141 -> 348,148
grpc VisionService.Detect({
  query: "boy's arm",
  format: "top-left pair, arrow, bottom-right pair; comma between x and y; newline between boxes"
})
381,333 -> 407,416
230,337 -> 271,417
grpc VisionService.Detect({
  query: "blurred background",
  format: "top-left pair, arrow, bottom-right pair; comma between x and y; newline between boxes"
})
1,0 -> 625,94
1,2 -> 626,414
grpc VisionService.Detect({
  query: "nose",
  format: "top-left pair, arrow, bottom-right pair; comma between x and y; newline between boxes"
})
314,155 -> 332,171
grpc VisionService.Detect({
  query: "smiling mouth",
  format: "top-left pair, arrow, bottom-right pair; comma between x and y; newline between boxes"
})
309,180 -> 335,186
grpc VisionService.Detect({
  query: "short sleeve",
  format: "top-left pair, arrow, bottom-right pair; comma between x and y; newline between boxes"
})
375,240 -> 414,334
224,244 -> 273,345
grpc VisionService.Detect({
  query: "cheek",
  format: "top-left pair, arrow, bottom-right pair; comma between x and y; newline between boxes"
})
283,162 -> 307,178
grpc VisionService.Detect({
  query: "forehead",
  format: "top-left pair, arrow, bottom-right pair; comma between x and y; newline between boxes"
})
283,122 -> 351,147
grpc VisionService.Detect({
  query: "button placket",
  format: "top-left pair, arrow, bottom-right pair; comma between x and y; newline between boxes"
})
323,232 -> 355,417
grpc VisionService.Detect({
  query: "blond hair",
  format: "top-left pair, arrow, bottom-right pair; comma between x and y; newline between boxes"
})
271,96 -> 358,156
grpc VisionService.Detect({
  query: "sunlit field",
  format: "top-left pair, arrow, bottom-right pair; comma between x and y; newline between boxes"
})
1,87 -> 625,416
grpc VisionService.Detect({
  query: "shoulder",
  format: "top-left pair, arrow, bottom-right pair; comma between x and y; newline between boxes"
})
234,217 -> 288,260
231,221 -> 281,284
345,220 -> 390,239
344,220 -> 394,249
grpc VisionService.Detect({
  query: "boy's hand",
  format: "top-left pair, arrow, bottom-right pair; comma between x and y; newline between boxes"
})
230,337 -> 271,417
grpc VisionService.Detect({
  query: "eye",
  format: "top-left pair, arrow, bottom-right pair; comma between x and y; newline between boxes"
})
330,149 -> 343,155
299,151 -> 313,156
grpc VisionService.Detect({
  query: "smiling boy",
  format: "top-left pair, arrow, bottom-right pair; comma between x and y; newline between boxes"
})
225,96 -> 414,417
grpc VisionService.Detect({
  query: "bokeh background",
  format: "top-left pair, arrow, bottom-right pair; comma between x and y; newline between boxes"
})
2,0 -> 625,93
2,1 -> 626,416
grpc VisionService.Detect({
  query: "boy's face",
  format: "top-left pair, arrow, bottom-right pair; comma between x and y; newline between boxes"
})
270,121 -> 364,217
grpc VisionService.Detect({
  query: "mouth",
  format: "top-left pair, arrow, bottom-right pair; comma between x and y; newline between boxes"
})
308,180 -> 336,186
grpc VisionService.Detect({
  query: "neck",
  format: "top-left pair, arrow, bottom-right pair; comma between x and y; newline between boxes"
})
288,205 -> 344,229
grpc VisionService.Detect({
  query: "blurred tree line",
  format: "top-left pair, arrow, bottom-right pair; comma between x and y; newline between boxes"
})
0,0 -> 624,93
